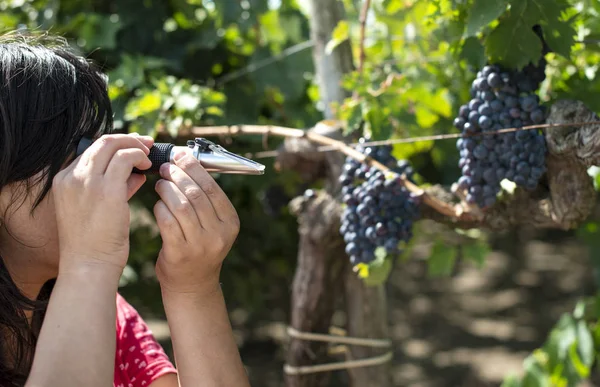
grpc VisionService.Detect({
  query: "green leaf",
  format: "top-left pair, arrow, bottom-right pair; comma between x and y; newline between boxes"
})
486,0 -> 574,68
464,0 -> 509,37
462,239 -> 490,268
522,357 -> 550,387
486,15 -> 543,69
540,20 -> 575,58
325,20 -> 350,54
124,90 -> 162,120
363,99 -> 391,141
568,342 -> 589,379
460,36 -> 486,69
355,247 -> 393,286
428,240 -> 457,277
576,320 -> 594,367
501,375 -> 522,387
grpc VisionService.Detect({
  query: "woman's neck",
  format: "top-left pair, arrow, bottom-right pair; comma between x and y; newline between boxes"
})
0,248 -> 56,308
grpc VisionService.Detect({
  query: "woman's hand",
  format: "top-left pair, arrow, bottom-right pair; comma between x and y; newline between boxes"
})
153,152 -> 240,294
53,133 -> 154,274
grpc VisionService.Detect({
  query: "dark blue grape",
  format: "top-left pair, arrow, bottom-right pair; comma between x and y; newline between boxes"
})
490,100 -> 503,112
463,122 -> 476,134
516,162 -> 530,176
482,168 -> 496,183
531,167 -> 544,179
505,96 -> 518,108
515,130 -> 530,142
513,175 -> 527,186
473,145 -> 488,159
483,196 -> 496,208
531,109 -> 544,123
468,111 -> 480,125
479,116 -> 493,129
509,107 -> 521,118
499,112 -> 512,126
453,63 -> 546,210
478,103 -> 492,116
459,105 -> 469,118
488,73 -> 503,88
469,99 -> 482,111
520,95 -> 538,112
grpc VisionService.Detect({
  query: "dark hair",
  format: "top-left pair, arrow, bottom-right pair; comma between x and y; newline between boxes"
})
0,32 -> 113,385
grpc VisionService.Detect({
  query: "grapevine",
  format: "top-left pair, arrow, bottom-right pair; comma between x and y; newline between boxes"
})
454,57 -> 549,209
339,140 -> 421,267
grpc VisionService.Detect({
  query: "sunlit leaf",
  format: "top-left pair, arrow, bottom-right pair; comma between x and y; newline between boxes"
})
325,20 -> 349,54
464,0 -> 509,37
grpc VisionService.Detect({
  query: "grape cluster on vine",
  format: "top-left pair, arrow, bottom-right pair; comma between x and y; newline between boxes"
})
339,142 -> 420,266
454,60 -> 548,209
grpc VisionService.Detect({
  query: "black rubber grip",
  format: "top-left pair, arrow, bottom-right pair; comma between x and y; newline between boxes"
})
133,143 -> 174,174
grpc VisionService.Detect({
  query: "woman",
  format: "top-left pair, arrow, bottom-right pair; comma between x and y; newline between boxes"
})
0,33 -> 250,386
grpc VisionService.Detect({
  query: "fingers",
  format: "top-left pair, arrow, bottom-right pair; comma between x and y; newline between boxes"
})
105,148 -> 152,185
154,179 -> 203,240
129,132 -> 155,149
171,154 -> 237,223
159,163 -> 220,226
126,174 -> 146,201
80,134 -> 151,175
153,200 -> 186,246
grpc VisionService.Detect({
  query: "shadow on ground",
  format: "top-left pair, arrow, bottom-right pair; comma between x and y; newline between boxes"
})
139,226 -> 598,387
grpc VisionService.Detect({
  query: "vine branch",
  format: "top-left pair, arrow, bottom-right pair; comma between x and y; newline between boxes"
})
357,0 -> 372,74
190,123 -> 470,222
189,99 -> 600,231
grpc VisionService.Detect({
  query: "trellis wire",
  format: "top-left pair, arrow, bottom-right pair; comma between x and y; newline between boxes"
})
245,120 -> 600,159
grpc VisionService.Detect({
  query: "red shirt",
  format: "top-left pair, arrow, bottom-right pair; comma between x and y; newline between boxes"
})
113,293 -> 177,387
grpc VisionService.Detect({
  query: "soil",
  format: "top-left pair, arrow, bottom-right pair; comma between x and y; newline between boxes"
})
142,226 -> 599,387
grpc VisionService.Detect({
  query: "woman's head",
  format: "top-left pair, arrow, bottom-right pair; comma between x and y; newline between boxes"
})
0,33 -> 113,267
0,32 -> 113,384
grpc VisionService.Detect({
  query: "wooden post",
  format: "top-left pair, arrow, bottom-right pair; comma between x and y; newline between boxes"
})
285,1 -> 392,386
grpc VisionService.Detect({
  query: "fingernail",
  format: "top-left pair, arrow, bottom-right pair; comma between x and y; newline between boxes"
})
174,151 -> 186,161
159,163 -> 169,176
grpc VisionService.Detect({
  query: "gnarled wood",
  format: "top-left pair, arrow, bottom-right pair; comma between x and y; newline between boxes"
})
421,99 -> 599,230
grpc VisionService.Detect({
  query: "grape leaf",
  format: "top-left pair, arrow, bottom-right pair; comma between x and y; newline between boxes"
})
460,36 -> 485,69
486,0 -> 575,68
462,239 -> 490,268
428,240 -> 457,277
464,0 -> 509,37
540,20 -> 575,58
357,247 -> 393,286
486,14 -> 543,69
576,320 -> 594,367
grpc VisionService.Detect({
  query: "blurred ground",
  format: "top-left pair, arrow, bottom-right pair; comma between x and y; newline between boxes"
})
144,227 -> 598,387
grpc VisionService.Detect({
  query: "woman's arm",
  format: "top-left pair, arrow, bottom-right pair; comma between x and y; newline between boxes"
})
26,264 -> 121,387
161,284 -> 249,387
25,134 -> 155,387
152,153 -> 250,386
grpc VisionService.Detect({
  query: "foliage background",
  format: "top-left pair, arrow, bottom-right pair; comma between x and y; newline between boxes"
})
3,0 -> 600,385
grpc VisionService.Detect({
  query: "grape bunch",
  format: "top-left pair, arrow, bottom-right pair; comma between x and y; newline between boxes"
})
339,142 -> 420,266
454,60 -> 548,208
